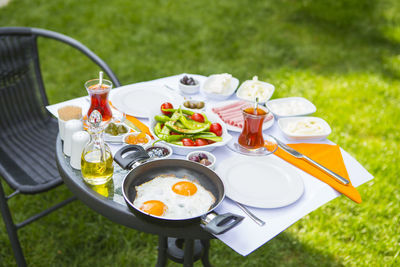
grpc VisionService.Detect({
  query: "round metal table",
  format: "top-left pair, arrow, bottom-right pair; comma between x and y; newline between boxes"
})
55,136 -> 214,266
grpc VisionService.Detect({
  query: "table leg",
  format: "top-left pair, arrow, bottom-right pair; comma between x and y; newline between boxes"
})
183,238 -> 194,267
156,235 -> 168,267
201,239 -> 212,267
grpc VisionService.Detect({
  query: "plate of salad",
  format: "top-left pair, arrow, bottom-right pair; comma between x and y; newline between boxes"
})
148,102 -> 232,155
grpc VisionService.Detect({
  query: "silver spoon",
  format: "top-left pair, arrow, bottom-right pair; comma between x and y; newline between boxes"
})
254,97 -> 259,114
234,202 -> 265,226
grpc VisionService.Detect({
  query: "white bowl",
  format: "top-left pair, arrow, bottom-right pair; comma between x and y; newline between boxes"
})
201,74 -> 239,100
104,123 -> 130,143
186,151 -> 216,170
266,97 -> 316,117
179,78 -> 200,95
123,132 -> 152,148
148,110 -> 232,155
145,143 -> 173,160
236,79 -> 274,103
278,116 -> 331,140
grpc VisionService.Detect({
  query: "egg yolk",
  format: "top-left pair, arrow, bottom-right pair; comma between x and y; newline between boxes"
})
139,200 -> 167,216
172,181 -> 197,196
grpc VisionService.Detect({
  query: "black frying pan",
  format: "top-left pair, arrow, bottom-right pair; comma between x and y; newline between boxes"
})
114,145 -> 243,235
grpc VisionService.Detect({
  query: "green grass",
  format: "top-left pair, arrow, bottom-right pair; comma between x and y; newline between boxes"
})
1,0 -> 400,266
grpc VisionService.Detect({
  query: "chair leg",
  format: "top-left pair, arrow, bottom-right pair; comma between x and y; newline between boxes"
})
0,181 -> 27,267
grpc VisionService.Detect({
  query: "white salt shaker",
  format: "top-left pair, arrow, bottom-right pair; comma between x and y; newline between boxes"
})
70,131 -> 90,170
63,119 -> 83,156
58,118 -> 66,140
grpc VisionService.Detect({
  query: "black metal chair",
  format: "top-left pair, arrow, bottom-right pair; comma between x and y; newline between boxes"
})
0,27 -> 121,266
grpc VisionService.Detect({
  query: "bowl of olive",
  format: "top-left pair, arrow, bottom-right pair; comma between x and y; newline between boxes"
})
104,122 -> 129,143
183,100 -> 205,110
179,75 -> 200,94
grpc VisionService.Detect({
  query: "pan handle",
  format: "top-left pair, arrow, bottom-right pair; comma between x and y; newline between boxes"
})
114,145 -> 150,170
201,212 -> 244,235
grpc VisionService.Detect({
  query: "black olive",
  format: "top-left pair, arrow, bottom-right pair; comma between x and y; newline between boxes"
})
180,75 -> 197,86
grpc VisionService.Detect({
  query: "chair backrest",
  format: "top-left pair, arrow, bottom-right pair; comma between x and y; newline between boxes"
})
0,27 -> 121,137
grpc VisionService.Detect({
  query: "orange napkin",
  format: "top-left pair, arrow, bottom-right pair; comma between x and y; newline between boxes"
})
125,115 -> 154,139
273,143 -> 362,203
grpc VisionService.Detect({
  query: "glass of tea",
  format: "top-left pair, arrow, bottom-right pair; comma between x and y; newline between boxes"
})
85,79 -> 113,126
238,105 -> 269,150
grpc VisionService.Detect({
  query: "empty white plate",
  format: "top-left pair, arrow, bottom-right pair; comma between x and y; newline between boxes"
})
216,155 -> 304,208
111,84 -> 184,118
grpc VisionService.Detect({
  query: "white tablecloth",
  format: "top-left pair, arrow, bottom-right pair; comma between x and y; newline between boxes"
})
47,74 -> 374,256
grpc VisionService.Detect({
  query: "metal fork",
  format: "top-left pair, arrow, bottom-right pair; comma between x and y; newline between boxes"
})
234,201 -> 265,226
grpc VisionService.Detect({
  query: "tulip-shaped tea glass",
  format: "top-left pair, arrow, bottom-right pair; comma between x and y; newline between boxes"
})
85,78 -> 113,126
238,105 -> 269,149
228,104 -> 278,156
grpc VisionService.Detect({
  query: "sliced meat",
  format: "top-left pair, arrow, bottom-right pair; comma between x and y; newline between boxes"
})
212,100 -> 247,113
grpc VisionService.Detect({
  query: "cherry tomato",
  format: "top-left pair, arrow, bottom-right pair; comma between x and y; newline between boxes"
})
209,123 -> 223,136
170,132 -> 180,135
195,138 -> 208,146
161,102 -> 173,115
207,139 -> 216,144
181,138 -> 196,146
190,113 -> 205,123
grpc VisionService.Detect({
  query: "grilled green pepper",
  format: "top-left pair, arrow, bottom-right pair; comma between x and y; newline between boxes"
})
154,122 -> 162,136
165,121 -> 210,134
154,115 -> 171,123
161,108 -> 194,116
178,115 -> 210,131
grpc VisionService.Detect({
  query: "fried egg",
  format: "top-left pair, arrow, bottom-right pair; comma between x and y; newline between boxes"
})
133,175 -> 215,219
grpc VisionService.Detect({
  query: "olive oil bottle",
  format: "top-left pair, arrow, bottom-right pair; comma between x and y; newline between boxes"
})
81,110 -> 113,185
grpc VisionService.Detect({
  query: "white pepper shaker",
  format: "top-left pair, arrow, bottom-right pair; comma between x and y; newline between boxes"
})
70,131 -> 90,170
63,119 -> 83,156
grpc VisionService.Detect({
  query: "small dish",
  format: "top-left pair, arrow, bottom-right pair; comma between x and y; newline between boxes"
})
201,74 -> 239,100
145,143 -> 173,159
226,135 -> 278,156
186,151 -> 216,170
182,100 -> 206,111
236,77 -> 274,103
179,75 -> 200,95
266,97 -> 316,117
104,123 -> 130,143
123,132 -> 151,147
278,116 -> 331,140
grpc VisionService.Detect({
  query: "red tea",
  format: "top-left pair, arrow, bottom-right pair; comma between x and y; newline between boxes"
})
238,107 -> 268,149
87,84 -> 112,122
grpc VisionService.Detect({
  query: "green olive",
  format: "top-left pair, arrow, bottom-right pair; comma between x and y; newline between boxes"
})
196,102 -> 205,109
117,125 -> 128,134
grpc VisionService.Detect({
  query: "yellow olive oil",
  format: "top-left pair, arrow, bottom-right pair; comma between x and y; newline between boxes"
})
81,150 -> 113,185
